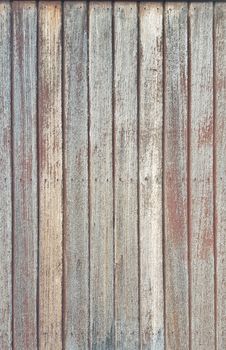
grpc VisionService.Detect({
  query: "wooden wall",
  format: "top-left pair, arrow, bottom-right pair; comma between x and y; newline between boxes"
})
0,1 -> 225,349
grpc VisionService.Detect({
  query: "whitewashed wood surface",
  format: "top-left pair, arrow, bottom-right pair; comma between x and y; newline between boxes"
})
0,1 -> 224,349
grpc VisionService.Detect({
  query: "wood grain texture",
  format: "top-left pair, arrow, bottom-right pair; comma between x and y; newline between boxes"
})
189,3 -> 214,349
164,3 -> 189,350
215,3 -> 226,349
139,3 -> 164,350
38,2 -> 62,349
114,3 -> 139,349
0,2 -> 12,349
63,2 -> 89,349
0,3 -> 224,349
12,2 -> 38,349
89,2 -> 114,349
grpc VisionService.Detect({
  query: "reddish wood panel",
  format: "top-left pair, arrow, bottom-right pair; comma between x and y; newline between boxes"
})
164,3 -> 189,350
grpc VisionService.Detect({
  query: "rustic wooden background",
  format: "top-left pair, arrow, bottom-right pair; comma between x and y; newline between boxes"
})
0,1 -> 225,349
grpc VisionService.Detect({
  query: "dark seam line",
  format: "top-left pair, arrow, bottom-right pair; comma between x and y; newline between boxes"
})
212,3 -> 217,350
87,2 -> 91,349
162,3 -> 166,349
112,2 -> 116,350
61,1 -> 65,349
10,2 -> 14,349
36,1 -> 40,349
137,2 -> 141,350
187,3 -> 192,350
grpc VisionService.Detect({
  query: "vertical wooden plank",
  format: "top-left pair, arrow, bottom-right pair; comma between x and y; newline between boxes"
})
0,1 -> 12,348
164,3 -> 189,350
63,1 -> 88,349
215,4 -> 226,349
38,2 -> 62,349
89,2 -> 113,349
114,3 -> 139,349
12,2 -> 38,349
139,3 -> 164,350
190,3 -> 214,349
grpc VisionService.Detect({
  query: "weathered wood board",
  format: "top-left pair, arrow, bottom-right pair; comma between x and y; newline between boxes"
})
164,3 -> 189,350
89,2 -> 114,349
215,3 -> 226,350
139,3 -> 164,350
114,3 -> 139,349
0,1 -> 12,349
189,3 -> 214,350
38,2 -> 63,349
12,2 -> 38,349
0,1 -> 225,349
63,1 -> 89,349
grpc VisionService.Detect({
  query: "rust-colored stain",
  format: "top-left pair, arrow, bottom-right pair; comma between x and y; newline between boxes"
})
0,1 -> 225,350
198,121 -> 213,147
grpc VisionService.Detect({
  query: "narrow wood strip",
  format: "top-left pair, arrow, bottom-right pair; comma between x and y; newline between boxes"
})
63,1 -> 89,349
89,2 -> 114,349
38,2 -> 63,349
0,1 -> 12,348
12,2 -> 38,349
189,3 -> 214,349
164,3 -> 189,350
114,2 -> 139,349
215,3 -> 226,349
139,3 -> 164,349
